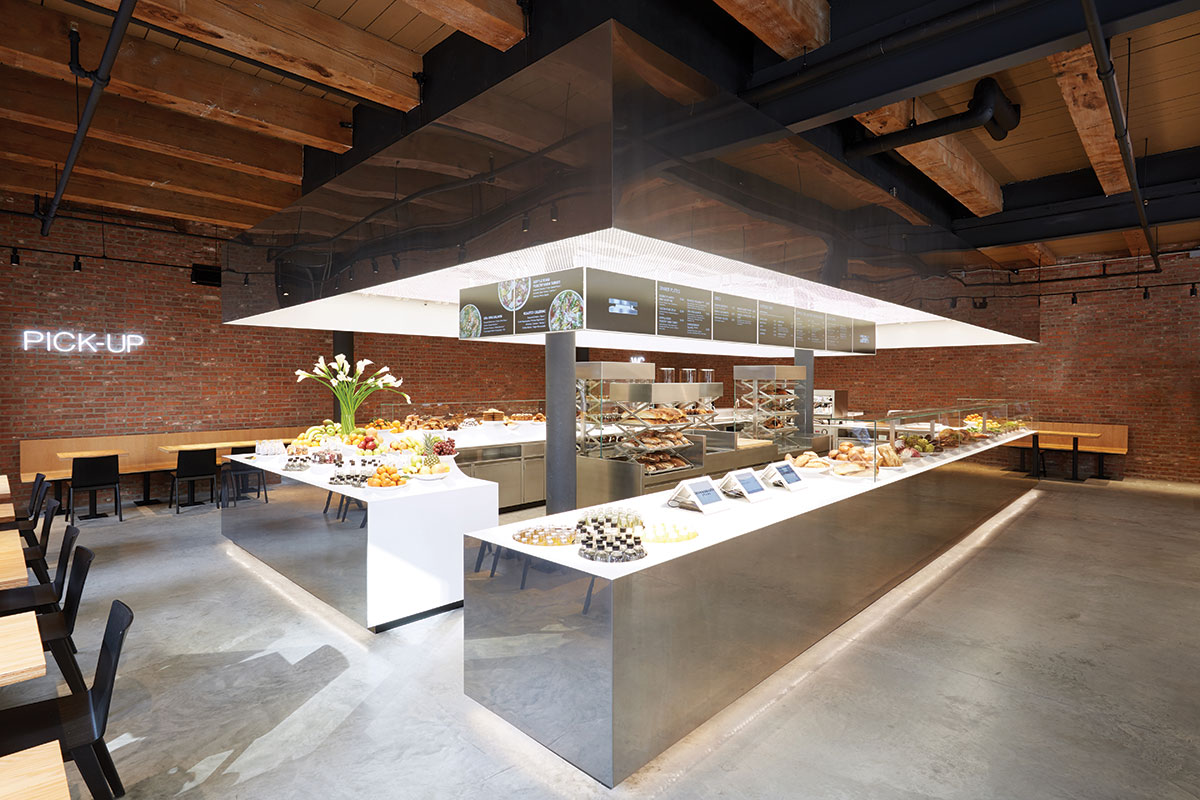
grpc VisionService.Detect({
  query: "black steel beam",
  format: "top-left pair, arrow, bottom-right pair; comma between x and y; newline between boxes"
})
747,0 -> 1200,133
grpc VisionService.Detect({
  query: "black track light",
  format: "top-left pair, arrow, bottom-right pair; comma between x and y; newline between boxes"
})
521,212 -> 530,233
391,254 -> 401,272
9,247 -> 18,266
1191,283 -> 1197,297
371,257 -> 379,274
950,297 -> 957,309
458,242 -> 467,264
348,265 -> 354,282
1142,286 -> 1150,300
243,273 -> 250,287
334,274 -> 341,290
1071,292 -> 1077,305
72,254 -> 82,272
550,202 -> 559,223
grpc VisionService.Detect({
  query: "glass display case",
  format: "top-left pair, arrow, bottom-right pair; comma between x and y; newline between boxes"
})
576,361 -> 656,458
734,365 -> 806,449
374,399 -> 547,430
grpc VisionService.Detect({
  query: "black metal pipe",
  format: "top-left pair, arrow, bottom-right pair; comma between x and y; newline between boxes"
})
742,0 -> 1037,105
845,78 -> 1020,159
37,0 -> 138,236
1079,0 -> 1161,270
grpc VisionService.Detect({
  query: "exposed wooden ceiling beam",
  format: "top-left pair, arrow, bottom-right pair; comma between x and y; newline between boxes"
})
1020,241 -> 1056,266
0,0 -> 352,152
1047,45 -> 1130,196
712,0 -> 829,60
404,0 -> 524,51
0,156 -> 264,228
88,0 -> 421,111
0,66 -> 301,184
855,97 -> 1004,217
0,121 -> 297,212
1123,228 -> 1151,257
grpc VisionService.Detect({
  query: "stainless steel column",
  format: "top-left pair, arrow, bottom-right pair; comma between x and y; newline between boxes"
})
545,331 -> 577,512
794,348 -> 815,436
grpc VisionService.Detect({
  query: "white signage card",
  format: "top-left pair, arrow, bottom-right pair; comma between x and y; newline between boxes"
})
21,330 -> 145,354
667,475 -> 731,514
719,469 -> 771,503
761,461 -> 806,492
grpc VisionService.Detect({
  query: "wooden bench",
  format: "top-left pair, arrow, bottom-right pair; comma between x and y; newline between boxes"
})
18,427 -> 303,509
1008,422 -> 1128,479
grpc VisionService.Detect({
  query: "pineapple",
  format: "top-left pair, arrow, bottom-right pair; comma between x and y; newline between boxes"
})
422,433 -> 440,468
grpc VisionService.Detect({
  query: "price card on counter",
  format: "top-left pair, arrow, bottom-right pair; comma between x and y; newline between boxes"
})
761,461 -> 806,491
719,469 -> 770,503
668,475 -> 732,514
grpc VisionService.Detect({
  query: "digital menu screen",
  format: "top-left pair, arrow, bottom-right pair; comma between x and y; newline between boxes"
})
825,314 -> 854,353
691,481 -> 722,505
776,463 -> 801,484
736,473 -> 765,494
514,268 -> 585,334
757,302 -> 795,347
585,269 -> 656,334
656,282 -> 712,340
794,309 -> 827,350
852,319 -> 877,354
712,293 -> 758,343
459,283 -> 512,338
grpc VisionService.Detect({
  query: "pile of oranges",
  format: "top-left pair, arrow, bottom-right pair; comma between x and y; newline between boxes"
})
366,465 -> 407,488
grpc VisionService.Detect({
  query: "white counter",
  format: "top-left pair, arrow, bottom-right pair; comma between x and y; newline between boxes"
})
468,429 -> 1032,580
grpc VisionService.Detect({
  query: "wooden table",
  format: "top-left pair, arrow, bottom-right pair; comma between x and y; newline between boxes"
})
0,503 -> 13,525
55,450 -> 130,519
0,612 -> 46,687
0,474 -> 10,501
0,742 -> 70,800
1030,430 -> 1104,481
0,532 -> 29,590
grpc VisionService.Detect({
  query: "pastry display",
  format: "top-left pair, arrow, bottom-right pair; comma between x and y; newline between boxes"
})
282,455 -> 310,471
875,443 -> 904,468
830,442 -> 872,464
481,408 -> 505,422
635,453 -> 689,473
509,413 -> 534,422
512,526 -> 575,546
621,430 -> 690,451
631,407 -> 687,424
533,412 -> 546,422
832,461 -> 871,477
787,451 -> 831,471
642,523 -> 698,543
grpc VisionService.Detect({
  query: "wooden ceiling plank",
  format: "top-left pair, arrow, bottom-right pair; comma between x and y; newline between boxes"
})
403,0 -> 524,51
0,66 -> 301,184
0,0 -> 353,152
855,97 -> 1004,217
711,0 -> 829,60
1123,228 -> 1151,257
1021,242 -> 1056,266
1047,45 -> 1131,196
88,0 -> 421,110
0,156 -> 263,228
0,120 -> 297,212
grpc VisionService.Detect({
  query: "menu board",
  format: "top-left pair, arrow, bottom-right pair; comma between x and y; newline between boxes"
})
656,282 -> 712,340
712,293 -> 758,343
852,319 -> 877,354
514,268 -> 585,334
825,314 -> 854,353
794,309 -> 827,350
586,269 -> 656,335
459,283 -> 512,338
757,302 -> 795,347
690,481 -> 723,505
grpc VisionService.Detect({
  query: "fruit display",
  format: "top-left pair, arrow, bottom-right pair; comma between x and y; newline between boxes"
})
341,426 -> 380,452
512,526 -> 575,546
642,523 -> 698,543
366,465 -> 408,488
295,420 -> 341,448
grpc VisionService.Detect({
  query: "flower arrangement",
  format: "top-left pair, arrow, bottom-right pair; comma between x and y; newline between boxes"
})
295,354 -> 410,436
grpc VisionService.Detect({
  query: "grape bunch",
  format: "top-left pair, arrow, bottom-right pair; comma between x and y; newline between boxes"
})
432,438 -> 456,456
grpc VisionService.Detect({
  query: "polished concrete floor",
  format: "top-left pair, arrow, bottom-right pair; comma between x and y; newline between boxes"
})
3,479 -> 1198,799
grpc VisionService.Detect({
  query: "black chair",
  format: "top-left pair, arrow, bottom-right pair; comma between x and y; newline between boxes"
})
0,524 -> 79,617
23,498 -> 62,585
168,449 -> 220,513
34,545 -> 95,694
0,600 -> 134,800
67,456 -> 122,524
6,475 -> 49,544
221,446 -> 268,508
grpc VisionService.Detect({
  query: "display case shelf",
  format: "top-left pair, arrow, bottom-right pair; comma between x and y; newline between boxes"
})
733,365 -> 806,449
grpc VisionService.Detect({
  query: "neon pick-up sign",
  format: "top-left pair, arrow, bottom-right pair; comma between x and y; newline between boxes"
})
22,330 -> 146,354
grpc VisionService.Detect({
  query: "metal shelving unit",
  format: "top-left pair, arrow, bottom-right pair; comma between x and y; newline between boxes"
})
575,362 -> 656,458
734,365 -> 806,450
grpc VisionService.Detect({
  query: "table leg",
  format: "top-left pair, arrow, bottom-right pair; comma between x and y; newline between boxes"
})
1029,434 -> 1041,478
1096,453 -> 1111,480
176,479 -> 207,508
134,472 -> 162,506
78,488 -> 108,520
1068,437 -> 1084,481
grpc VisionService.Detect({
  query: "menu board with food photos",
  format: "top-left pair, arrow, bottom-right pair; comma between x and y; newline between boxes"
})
852,319 -> 877,354
585,269 -> 657,335
711,293 -> 758,343
824,314 -> 854,353
656,281 -> 712,340
459,283 -> 512,338
794,309 -> 827,350
756,302 -> 794,347
515,268 -> 585,334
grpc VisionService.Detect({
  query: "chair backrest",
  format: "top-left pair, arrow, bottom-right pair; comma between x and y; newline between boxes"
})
52,525 -> 80,598
26,478 -> 49,524
176,448 -> 217,479
231,445 -> 255,455
36,498 -> 61,553
62,545 -> 95,637
26,473 -> 46,517
91,600 -> 134,736
71,455 -> 120,488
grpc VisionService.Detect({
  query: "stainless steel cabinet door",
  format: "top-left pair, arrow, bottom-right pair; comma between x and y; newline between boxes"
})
523,456 -> 545,503
474,459 -> 523,507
